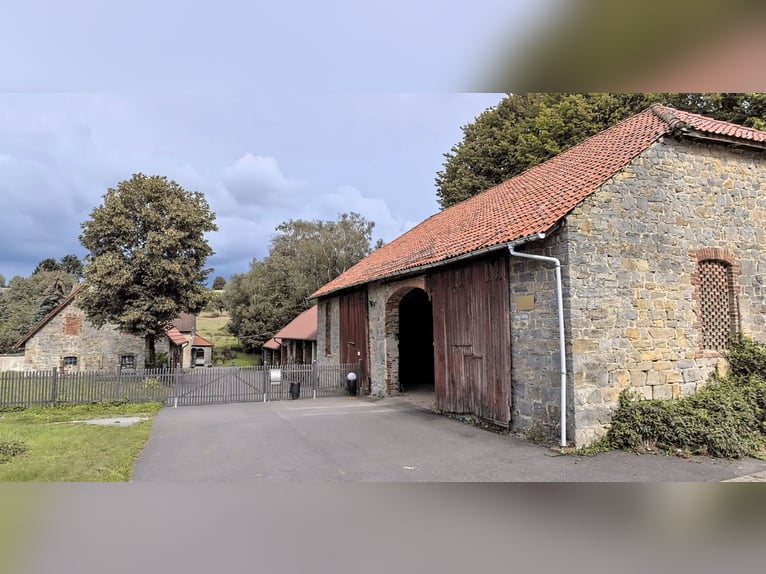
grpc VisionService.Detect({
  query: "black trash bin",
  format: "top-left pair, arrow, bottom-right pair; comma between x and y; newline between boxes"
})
289,382 -> 301,400
346,372 -> 357,396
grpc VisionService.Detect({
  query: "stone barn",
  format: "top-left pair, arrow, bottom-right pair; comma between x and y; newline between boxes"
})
311,104 -> 766,447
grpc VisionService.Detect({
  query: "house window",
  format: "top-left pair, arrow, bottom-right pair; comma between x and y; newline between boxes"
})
120,355 -> 136,369
698,259 -> 738,351
193,347 -> 205,366
63,356 -> 78,367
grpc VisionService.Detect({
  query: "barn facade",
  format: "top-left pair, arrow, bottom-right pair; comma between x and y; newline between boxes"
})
312,105 -> 766,446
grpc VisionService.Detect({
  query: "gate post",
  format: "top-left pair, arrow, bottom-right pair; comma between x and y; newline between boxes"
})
311,361 -> 318,399
172,362 -> 180,407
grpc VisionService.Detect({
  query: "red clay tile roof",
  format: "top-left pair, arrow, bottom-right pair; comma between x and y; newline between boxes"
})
166,327 -> 188,346
166,329 -> 213,347
273,305 -> 318,342
191,333 -> 213,347
311,104 -> 766,299
263,337 -> 281,350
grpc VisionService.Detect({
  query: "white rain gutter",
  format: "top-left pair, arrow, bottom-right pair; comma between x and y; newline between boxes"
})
508,234 -> 568,447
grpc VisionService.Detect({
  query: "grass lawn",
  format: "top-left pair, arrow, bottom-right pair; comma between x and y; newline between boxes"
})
0,402 -> 162,482
196,311 -> 261,367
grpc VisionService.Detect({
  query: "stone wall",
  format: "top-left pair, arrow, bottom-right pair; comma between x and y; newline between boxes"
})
366,276 -> 428,397
0,354 -> 26,372
508,230 -> 574,441
23,302 -> 146,371
565,137 -> 766,445
316,298 -> 340,363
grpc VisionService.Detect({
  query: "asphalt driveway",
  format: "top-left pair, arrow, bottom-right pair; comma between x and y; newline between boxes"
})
131,396 -> 766,481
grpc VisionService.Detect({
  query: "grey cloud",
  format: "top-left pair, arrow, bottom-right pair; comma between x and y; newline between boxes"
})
304,184 -> 418,244
222,154 -> 305,208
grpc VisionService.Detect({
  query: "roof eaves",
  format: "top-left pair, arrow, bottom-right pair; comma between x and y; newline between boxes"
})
310,231 -> 546,300
677,129 -> 766,151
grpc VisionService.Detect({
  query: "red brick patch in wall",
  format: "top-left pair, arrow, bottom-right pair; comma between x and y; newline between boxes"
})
63,315 -> 82,336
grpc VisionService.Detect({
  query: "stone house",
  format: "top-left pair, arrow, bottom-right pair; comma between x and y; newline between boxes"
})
311,104 -> 766,447
262,305 -> 318,365
13,287 -> 212,371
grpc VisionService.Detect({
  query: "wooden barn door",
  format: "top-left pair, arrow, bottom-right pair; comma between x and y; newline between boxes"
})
338,289 -> 370,392
429,255 -> 511,427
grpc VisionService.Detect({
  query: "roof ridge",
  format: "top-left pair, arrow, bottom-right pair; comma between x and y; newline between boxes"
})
649,103 -> 689,132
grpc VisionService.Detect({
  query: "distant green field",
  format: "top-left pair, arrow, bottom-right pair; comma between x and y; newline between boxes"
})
196,311 -> 261,367
196,312 -> 237,347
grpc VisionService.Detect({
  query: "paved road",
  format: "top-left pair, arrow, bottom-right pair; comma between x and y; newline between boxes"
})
132,396 -> 766,481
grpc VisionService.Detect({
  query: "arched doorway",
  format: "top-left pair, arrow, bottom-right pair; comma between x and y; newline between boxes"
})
395,288 -> 434,393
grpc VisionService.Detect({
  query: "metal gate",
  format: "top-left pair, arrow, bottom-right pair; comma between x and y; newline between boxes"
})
168,363 -> 363,407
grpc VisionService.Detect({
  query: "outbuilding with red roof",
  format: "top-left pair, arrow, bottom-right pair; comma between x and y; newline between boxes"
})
262,305 -> 318,365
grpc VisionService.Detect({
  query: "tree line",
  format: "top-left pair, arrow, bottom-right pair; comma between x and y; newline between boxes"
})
224,212 -> 379,352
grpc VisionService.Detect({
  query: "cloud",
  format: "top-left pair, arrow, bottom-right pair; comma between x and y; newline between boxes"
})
205,179 -> 417,280
0,93 -> 501,282
222,154 -> 305,208
305,184 -> 417,243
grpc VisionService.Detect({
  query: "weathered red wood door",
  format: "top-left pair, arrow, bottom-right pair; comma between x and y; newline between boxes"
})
428,255 -> 511,426
338,289 -> 370,392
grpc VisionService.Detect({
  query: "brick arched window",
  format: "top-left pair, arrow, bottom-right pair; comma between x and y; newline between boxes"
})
691,248 -> 740,352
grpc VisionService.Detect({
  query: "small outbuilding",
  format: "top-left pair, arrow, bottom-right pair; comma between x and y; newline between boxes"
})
262,305 -> 318,365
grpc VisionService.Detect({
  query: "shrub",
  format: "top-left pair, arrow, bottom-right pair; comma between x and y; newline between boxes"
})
213,347 -> 237,365
728,335 -> 766,379
0,440 -> 27,463
601,337 -> 766,459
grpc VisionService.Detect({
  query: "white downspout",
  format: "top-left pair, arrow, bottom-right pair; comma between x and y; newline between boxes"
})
508,240 -> 568,447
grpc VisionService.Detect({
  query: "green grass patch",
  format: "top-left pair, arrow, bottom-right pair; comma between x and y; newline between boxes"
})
0,401 -> 162,481
592,337 -> 766,459
196,311 -> 237,346
197,311 -> 261,366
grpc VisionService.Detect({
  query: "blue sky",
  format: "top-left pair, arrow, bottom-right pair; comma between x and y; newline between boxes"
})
0,0 -> 562,282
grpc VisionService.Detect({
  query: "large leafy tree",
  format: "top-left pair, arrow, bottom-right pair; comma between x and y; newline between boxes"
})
78,173 -> 218,367
436,93 -> 766,209
226,212 -> 376,351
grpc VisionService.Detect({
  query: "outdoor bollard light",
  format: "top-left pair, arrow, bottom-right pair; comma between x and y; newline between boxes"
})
346,372 -> 357,396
